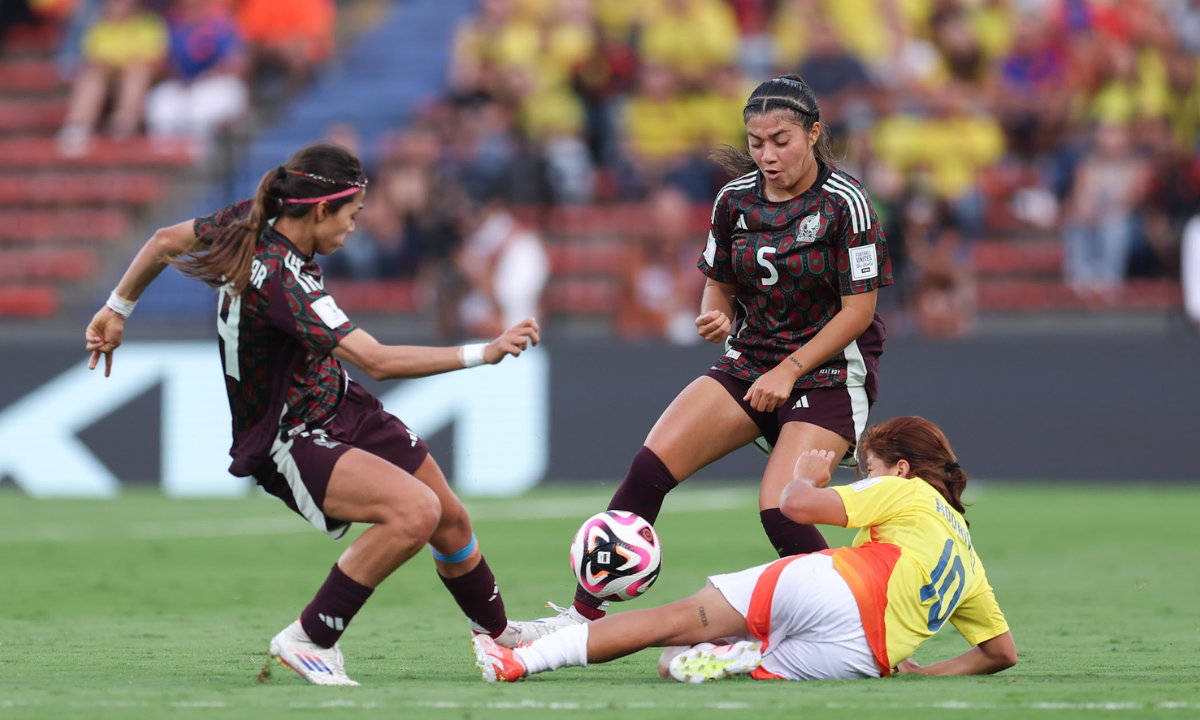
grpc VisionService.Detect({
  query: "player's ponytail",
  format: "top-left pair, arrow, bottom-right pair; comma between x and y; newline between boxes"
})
859,416 -> 971,525
711,73 -> 835,176
173,143 -> 366,293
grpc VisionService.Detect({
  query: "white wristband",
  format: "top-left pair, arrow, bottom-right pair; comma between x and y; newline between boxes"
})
106,291 -> 137,318
458,343 -> 487,369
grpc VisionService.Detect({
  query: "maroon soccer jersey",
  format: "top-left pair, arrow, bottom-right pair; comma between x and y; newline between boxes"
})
698,164 -> 892,399
193,201 -> 358,476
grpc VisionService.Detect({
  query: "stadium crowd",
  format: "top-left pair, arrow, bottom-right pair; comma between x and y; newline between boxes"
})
50,0 -> 335,157
3,0 -> 1197,334
321,0 -> 1200,339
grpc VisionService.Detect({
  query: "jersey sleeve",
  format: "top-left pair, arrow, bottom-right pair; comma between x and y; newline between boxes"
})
948,576 -> 1010,646
697,186 -> 737,283
193,199 -> 254,250
829,181 -> 893,296
832,475 -> 915,528
266,267 -> 357,354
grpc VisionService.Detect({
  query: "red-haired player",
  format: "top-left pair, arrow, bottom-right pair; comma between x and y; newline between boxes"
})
525,74 -> 894,628
476,417 -> 1016,683
85,143 -> 546,685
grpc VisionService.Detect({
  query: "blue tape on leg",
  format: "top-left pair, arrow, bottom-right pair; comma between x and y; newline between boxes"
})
431,533 -> 478,563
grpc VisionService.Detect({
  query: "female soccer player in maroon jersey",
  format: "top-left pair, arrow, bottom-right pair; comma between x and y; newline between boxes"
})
83,143 -> 549,685
531,74 -> 893,628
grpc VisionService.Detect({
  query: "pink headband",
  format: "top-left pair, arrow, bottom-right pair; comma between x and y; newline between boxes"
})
283,186 -> 363,204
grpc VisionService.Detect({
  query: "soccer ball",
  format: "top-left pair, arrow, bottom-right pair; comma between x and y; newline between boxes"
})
570,511 -> 662,602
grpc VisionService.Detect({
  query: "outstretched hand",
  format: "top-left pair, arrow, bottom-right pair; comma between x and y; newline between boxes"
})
85,306 -> 126,377
793,449 -> 836,488
484,317 -> 540,364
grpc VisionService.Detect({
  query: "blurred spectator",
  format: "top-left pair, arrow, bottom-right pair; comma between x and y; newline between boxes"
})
237,0 -> 334,100
570,21 -> 638,168
1140,121 -> 1200,277
902,195 -> 975,339
455,187 -> 549,338
57,0 -> 166,157
872,91 -> 1004,213
621,64 -> 712,199
639,0 -> 739,88
144,0 -> 247,153
795,17 -> 872,127
1061,122 -> 1149,300
616,185 -> 707,343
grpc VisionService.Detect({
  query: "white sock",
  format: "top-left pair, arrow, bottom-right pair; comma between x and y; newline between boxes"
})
514,624 -> 590,675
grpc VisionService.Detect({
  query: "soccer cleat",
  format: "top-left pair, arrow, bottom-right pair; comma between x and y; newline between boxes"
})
495,602 -> 592,648
268,620 -> 360,686
668,641 -> 763,684
473,634 -> 527,682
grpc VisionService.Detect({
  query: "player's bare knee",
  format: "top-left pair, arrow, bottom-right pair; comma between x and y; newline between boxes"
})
405,486 -> 442,543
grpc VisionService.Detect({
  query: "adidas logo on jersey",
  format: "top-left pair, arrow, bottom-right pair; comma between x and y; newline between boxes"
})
736,214 -> 748,230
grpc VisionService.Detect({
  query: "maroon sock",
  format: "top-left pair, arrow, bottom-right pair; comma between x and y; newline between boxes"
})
760,508 -> 829,557
299,563 -> 374,648
573,446 -> 679,616
439,556 -> 508,636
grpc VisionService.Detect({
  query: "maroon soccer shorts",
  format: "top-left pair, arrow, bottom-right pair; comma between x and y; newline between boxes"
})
253,380 -> 431,538
704,369 -> 871,464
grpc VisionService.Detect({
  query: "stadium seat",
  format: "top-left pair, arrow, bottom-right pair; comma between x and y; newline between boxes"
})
0,59 -> 59,93
0,248 -> 98,280
0,284 -> 58,317
0,209 -> 130,243
0,173 -> 165,205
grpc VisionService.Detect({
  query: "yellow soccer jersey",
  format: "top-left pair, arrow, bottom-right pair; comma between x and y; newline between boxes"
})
830,475 -> 1009,671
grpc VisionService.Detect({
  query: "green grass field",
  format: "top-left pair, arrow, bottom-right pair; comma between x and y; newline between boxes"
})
1,482 -> 1198,719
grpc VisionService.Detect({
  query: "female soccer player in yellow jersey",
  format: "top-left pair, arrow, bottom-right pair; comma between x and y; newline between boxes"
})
474,416 -> 1017,683
528,73 -> 892,627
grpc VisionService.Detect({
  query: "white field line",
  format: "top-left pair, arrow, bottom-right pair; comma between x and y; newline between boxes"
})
0,488 -> 757,543
3,699 -> 1195,711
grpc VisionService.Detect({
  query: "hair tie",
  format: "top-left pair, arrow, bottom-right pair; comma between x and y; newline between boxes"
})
945,461 -> 960,472
275,166 -> 287,181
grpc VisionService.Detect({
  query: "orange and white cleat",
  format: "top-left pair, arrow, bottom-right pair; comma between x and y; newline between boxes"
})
668,641 -> 763,684
473,634 -> 527,682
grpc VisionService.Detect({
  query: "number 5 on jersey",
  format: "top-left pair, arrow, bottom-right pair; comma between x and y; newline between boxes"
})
757,246 -> 778,289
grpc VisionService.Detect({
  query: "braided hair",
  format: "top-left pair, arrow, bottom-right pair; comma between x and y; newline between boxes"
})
173,143 -> 366,293
711,74 -> 834,175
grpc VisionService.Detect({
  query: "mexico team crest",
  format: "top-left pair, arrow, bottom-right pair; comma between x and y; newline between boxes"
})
797,215 -> 821,244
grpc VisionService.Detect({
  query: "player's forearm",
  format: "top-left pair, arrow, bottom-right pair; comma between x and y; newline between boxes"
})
783,302 -> 875,377
907,637 -> 1017,676
356,345 -> 467,381
113,222 -> 199,301
700,279 -> 736,319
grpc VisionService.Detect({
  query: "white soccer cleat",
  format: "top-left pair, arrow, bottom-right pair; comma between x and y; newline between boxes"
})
495,602 -> 593,648
473,634 -> 527,682
268,620 -> 360,686
668,641 -> 763,684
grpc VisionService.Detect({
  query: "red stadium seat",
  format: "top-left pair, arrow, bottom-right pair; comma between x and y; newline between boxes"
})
0,173 -> 165,205
970,240 -> 1063,275
324,280 -> 419,313
0,284 -> 58,318
0,137 -> 193,168
0,248 -> 99,280
0,98 -> 67,132
0,59 -> 60,93
0,209 -> 131,243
